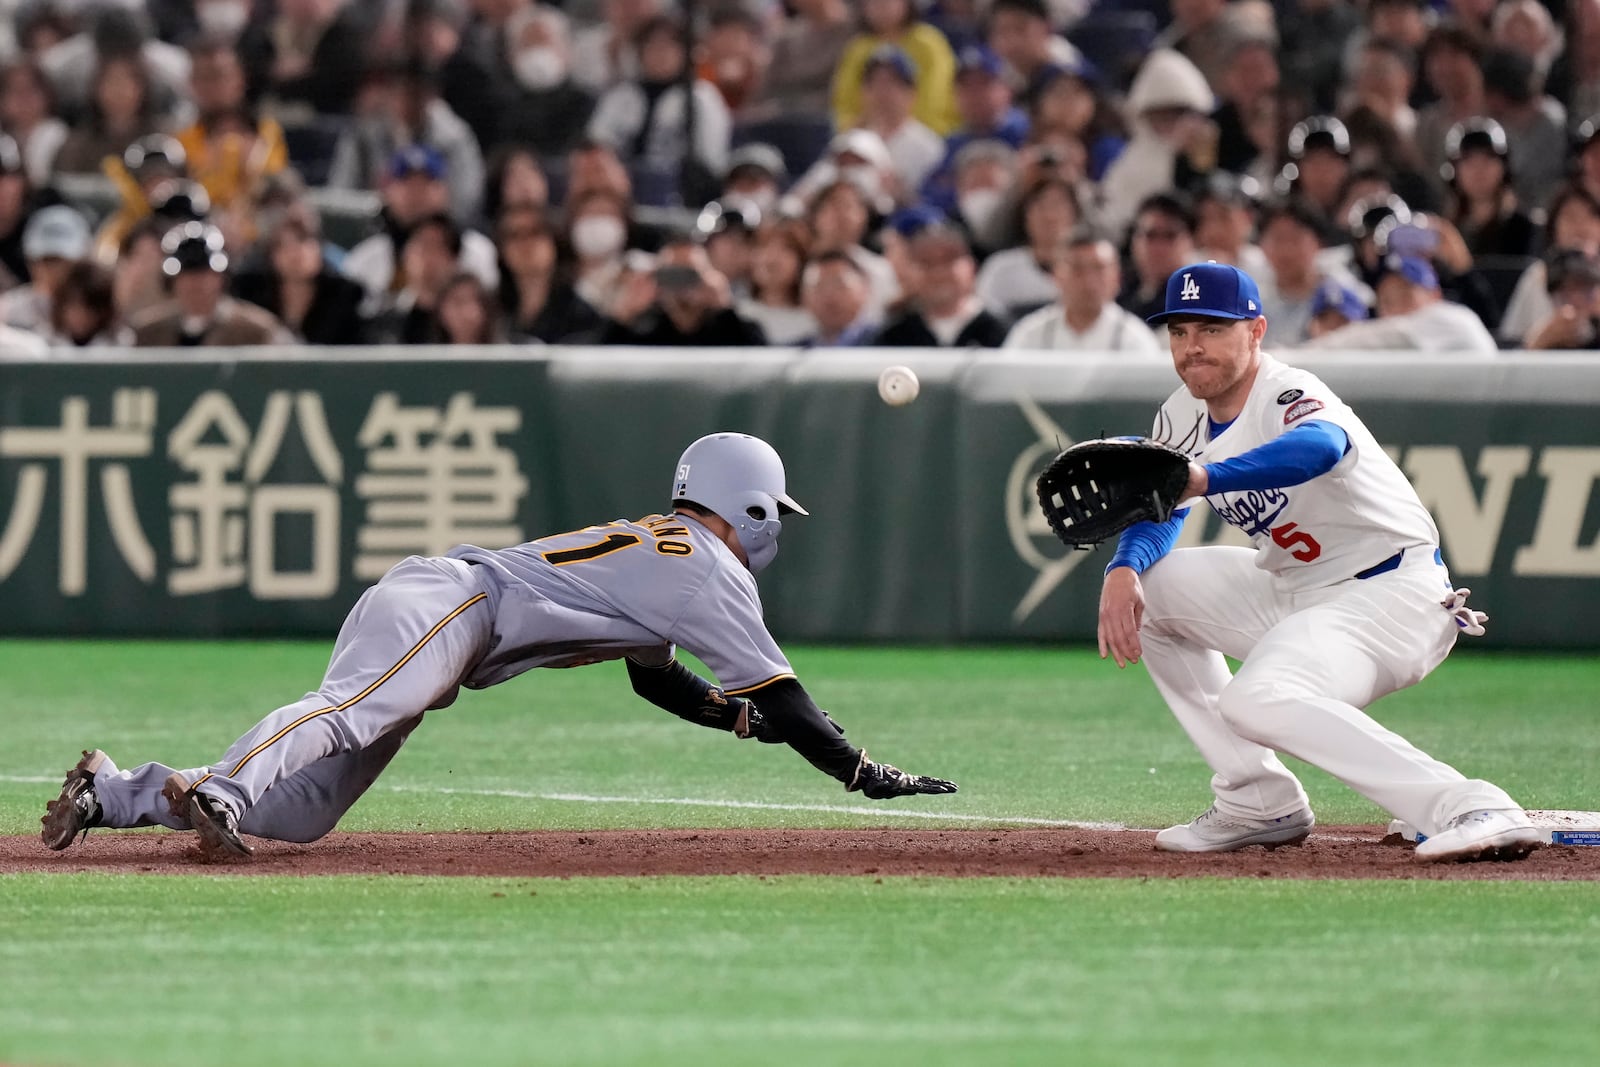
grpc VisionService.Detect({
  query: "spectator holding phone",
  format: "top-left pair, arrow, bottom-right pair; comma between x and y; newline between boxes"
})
598,234 -> 767,346
1524,250 -> 1600,350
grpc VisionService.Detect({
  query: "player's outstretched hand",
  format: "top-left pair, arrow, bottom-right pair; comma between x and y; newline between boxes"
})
847,754 -> 959,799
1099,566 -> 1146,668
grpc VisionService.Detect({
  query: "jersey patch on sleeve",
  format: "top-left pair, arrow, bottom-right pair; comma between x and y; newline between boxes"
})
1283,398 -> 1326,425
1276,388 -> 1304,405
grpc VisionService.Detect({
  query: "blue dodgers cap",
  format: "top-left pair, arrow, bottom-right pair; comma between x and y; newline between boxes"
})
1310,279 -> 1370,321
863,44 -> 917,85
1147,262 -> 1264,324
388,143 -> 446,181
956,44 -> 1004,79
886,203 -> 947,237
1376,253 -> 1440,291
1033,56 -> 1102,90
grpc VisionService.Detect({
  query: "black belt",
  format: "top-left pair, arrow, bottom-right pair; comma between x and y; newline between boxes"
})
1355,546 -> 1443,580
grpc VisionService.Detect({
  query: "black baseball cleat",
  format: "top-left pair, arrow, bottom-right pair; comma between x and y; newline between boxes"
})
41,750 -> 110,851
162,773 -> 253,856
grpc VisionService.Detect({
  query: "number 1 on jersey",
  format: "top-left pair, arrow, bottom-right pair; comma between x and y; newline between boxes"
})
542,532 -> 642,566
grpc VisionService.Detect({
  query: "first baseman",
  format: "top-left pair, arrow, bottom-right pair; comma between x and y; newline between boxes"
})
1099,262 -> 1540,863
42,433 -> 956,855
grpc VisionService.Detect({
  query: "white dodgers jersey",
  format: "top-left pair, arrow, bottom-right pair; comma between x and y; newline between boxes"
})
1151,353 -> 1439,591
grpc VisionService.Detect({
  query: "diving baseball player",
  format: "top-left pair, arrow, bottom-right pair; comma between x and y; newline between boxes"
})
42,433 -> 956,855
1099,262 -> 1540,863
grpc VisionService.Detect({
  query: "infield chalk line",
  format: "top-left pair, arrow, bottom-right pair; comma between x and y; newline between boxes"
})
2,773 -> 1377,840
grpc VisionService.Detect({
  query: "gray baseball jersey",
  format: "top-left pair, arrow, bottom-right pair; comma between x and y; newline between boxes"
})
450,512 -> 794,693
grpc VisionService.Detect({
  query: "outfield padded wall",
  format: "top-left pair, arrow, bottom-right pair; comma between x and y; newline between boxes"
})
1,348 -> 1596,647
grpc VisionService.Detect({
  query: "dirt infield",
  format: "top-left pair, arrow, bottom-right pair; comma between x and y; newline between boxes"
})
4,827 -> 1599,879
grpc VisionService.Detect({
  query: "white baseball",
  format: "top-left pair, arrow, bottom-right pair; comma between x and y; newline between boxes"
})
877,365 -> 920,406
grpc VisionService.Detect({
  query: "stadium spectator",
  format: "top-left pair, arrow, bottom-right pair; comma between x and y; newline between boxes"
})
1276,117 -> 1352,226
174,37 -> 289,215
599,234 -> 767,346
369,212 -> 464,344
1441,119 -> 1537,260
480,146 -> 550,228
1340,0 -> 1430,95
0,60 -> 68,186
1492,1 -> 1563,82
918,45 -> 1025,213
112,218 -> 169,324
329,58 -> 485,224
1524,249 -> 1600,350
1499,185 -> 1600,345
432,270 -> 505,344
91,135 -> 190,264
1002,226 -> 1163,355
49,259 -> 124,347
786,128 -> 896,217
1304,277 -> 1372,341
1576,120 -> 1600,208
1445,0 -> 1498,49
586,14 -> 732,199
947,137 -> 1019,255
878,203 -> 945,318
1256,197 -> 1355,347
1340,105 -> 1436,215
1304,253 -> 1497,354
1028,60 -> 1124,182
694,197 -> 761,302
38,4 -> 189,119
238,0 -> 371,117
1343,37 -> 1417,143
232,208 -> 369,345
1212,34 -> 1279,175
425,0 -> 512,152
806,177 -> 897,322
563,187 -> 632,316
570,0 -> 662,95
565,137 -> 671,253
721,143 -> 786,216
1279,0 -> 1363,113
342,145 -> 498,310
975,176 -> 1079,323
1098,49 -> 1215,240
1481,48 -> 1567,213
855,46 -> 945,202
1157,0 -> 1275,94
53,52 -> 165,175
493,4 -> 596,158
0,133 -> 58,288
0,319 -> 48,355
695,7 -> 766,114
752,0 -> 854,119
737,221 -> 816,346
495,205 -> 600,343
132,221 -> 289,346
874,224 -> 1007,347
833,0 -> 958,136
985,0 -> 1077,100
800,249 -> 875,347
1193,171 -> 1268,278
1118,193 -> 1198,324
0,203 -> 91,336
1552,0 -> 1600,120
1415,27 -> 1487,197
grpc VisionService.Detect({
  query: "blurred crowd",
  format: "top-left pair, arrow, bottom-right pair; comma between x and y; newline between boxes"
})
2,0 -> 1600,355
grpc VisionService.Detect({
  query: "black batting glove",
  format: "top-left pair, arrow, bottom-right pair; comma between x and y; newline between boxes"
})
846,752 -> 959,799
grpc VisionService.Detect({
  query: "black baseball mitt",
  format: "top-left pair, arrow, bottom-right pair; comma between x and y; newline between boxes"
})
1035,438 -> 1193,548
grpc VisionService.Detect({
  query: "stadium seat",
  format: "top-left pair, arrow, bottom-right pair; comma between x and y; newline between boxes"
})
731,115 -> 835,184
1067,11 -> 1159,93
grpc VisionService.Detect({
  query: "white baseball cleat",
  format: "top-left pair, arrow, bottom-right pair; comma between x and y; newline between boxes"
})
1155,805 -> 1315,852
1413,809 -> 1542,863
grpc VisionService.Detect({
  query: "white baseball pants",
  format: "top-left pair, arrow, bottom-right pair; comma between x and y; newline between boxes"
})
1138,546 -> 1519,837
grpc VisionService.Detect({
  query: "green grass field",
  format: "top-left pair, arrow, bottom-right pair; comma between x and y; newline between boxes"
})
2,641 -> 1598,1066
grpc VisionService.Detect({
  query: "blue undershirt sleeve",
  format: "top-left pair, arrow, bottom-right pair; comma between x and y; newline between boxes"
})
1105,508 -> 1189,575
1202,420 -> 1350,496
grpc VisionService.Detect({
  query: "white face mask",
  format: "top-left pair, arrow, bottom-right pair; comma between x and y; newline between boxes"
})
571,214 -> 626,259
197,0 -> 251,38
514,47 -> 568,91
958,188 -> 1006,232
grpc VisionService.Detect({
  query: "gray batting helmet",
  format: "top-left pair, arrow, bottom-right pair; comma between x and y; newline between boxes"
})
670,433 -> 807,574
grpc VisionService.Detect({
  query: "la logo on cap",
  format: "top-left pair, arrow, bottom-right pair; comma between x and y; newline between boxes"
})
1179,272 -> 1201,301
